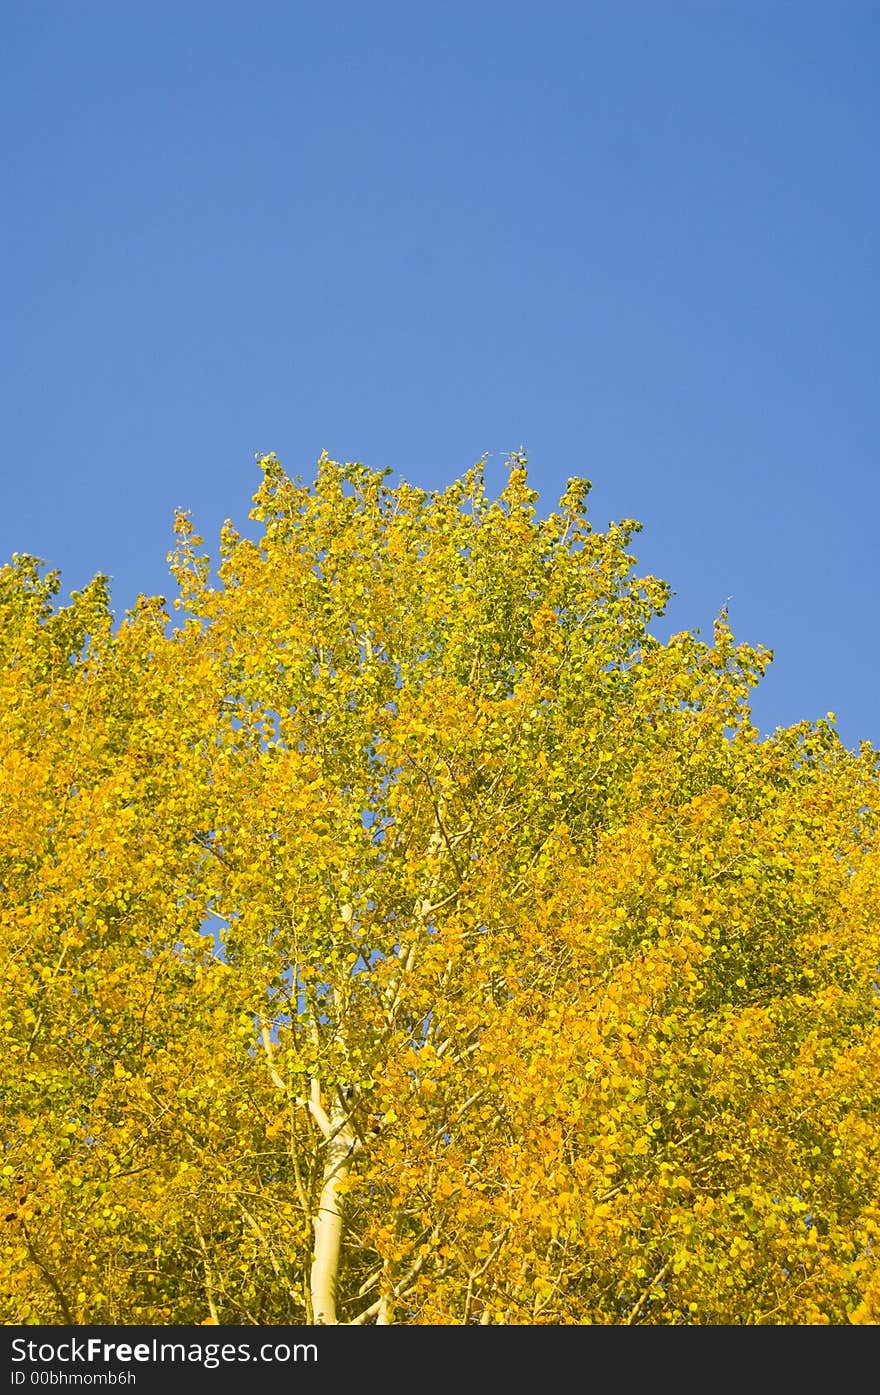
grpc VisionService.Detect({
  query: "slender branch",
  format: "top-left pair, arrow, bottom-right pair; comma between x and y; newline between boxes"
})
434,1088 -> 487,1138
259,1021 -> 287,1092
287,1128 -> 312,1220
21,1221 -> 75,1324
194,1218 -> 219,1323
259,1018 -> 331,1137
625,1258 -> 672,1325
348,1251 -> 429,1326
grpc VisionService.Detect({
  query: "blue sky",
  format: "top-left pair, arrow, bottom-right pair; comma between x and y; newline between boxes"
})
2,1 -> 878,749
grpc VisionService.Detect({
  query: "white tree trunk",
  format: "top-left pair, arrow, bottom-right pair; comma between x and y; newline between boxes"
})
310,1095 -> 356,1324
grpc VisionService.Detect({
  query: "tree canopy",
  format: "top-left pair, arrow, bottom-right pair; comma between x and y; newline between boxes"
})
2,454 -> 879,1325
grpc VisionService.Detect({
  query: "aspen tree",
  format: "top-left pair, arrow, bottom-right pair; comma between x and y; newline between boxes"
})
1,456 -> 878,1324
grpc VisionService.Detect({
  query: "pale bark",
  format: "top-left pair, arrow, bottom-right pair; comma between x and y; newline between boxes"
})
310,1095 -> 358,1324
194,1218 -> 219,1323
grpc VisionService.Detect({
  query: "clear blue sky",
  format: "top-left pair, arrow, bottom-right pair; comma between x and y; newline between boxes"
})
2,1 -> 878,749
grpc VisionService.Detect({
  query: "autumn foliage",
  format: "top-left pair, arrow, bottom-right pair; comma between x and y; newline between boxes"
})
2,454 -> 879,1324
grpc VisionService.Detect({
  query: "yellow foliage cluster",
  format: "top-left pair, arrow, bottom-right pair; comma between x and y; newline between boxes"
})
1,455 -> 878,1324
